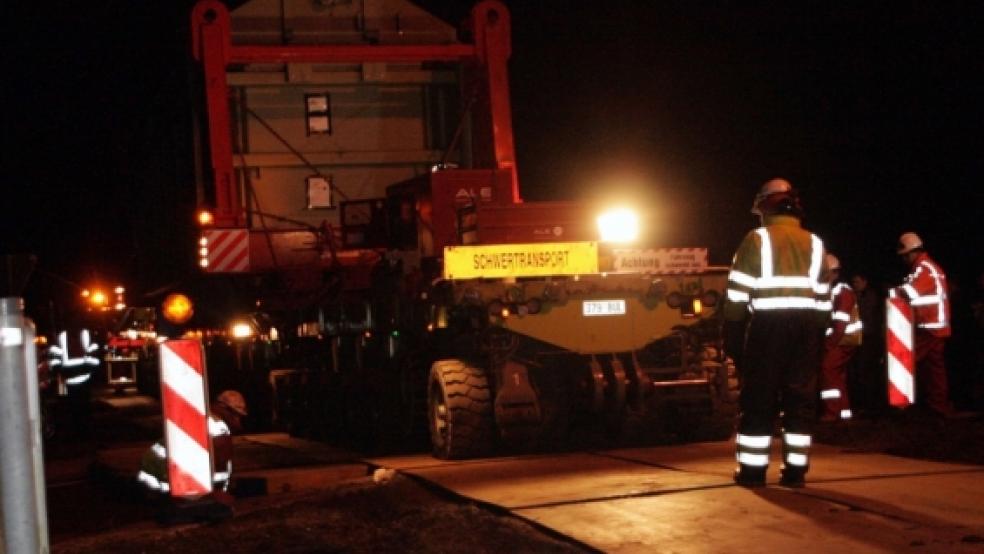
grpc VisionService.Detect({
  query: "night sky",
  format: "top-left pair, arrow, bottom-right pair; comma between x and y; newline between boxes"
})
5,1 -> 983,323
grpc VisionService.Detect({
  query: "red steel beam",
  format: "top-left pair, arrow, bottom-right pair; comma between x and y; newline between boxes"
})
471,1 -> 520,203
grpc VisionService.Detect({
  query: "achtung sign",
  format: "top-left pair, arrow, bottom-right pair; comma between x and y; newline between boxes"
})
612,248 -> 708,274
444,242 -> 598,280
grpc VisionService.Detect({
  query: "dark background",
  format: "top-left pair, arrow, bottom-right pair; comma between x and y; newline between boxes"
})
4,1 -> 983,328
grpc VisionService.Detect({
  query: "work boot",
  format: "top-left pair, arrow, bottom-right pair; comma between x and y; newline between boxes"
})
778,468 -> 806,488
733,466 -> 766,488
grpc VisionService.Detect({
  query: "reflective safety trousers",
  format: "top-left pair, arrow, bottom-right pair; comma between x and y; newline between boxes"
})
736,310 -> 824,471
725,215 -> 832,323
137,416 -> 232,494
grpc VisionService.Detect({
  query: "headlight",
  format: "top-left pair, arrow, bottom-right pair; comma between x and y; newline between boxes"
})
597,207 -> 639,243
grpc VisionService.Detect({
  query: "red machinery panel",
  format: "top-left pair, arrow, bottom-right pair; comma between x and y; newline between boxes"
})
474,201 -> 598,245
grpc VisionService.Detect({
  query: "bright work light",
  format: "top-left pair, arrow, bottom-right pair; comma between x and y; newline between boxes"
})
597,207 -> 640,243
231,321 -> 254,339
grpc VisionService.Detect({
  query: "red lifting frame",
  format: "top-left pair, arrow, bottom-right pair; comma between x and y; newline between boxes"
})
191,0 -> 520,228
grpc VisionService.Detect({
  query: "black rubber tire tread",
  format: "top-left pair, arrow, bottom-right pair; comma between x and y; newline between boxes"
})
429,359 -> 494,459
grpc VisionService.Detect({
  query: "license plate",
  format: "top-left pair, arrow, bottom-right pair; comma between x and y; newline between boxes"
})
582,299 -> 626,317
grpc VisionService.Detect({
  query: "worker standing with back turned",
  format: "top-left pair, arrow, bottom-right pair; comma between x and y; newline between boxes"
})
723,178 -> 832,488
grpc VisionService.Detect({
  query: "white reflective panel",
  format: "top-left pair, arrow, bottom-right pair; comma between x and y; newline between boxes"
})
738,452 -> 770,467
208,416 -> 231,437
820,389 -> 841,399
737,434 -> 772,449
756,228 -> 774,278
784,433 -> 811,447
751,297 -> 829,310
832,311 -> 850,321
910,296 -> 942,306
809,235 -> 824,283
728,270 -> 758,288
840,409 -> 853,419
786,452 -> 809,466
727,289 -> 750,302
65,373 -> 92,385
756,276 -> 816,289
903,284 -> 919,300
137,470 -> 167,492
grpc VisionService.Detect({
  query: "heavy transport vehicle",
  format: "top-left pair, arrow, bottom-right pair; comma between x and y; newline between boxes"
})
189,0 -> 736,457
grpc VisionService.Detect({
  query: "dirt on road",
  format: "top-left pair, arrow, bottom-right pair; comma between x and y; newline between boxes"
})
51,472 -> 589,554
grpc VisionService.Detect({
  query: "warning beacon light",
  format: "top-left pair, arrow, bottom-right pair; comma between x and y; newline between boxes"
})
597,207 -> 640,243
197,210 -> 214,226
162,293 -> 194,325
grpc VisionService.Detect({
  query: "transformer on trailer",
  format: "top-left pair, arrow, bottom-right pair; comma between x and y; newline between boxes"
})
189,0 -> 736,458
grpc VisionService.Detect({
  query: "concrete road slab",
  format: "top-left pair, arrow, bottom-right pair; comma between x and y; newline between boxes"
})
378,453 -> 728,509
804,472 -> 984,529
378,442 -> 983,554
517,484 -> 984,554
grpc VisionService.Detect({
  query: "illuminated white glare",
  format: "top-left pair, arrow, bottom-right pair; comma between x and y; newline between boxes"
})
231,322 -> 254,339
199,247 -> 209,257
199,258 -> 209,268
597,207 -> 639,243
199,237 -> 209,247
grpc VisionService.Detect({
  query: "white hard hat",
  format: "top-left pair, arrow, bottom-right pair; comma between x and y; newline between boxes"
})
896,232 -> 923,255
825,253 -> 841,272
751,178 -> 793,215
216,390 -> 247,416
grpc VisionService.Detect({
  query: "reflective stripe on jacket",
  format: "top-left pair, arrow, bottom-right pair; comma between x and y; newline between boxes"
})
890,252 -> 950,337
47,329 -> 99,386
724,215 -> 832,322
827,282 -> 862,346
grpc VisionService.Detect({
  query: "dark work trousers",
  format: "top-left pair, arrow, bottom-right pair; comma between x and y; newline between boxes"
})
738,310 -> 824,442
65,381 -> 93,441
915,332 -> 951,415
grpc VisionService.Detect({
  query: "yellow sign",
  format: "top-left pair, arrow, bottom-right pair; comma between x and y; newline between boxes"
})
444,242 -> 598,280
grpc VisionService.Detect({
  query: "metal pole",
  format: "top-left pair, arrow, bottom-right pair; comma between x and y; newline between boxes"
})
1,297 -> 50,553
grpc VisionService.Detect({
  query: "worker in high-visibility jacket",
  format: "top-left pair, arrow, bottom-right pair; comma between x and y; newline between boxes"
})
889,232 -> 953,417
819,254 -> 862,422
47,328 -> 101,441
137,390 -> 247,497
723,178 -> 832,488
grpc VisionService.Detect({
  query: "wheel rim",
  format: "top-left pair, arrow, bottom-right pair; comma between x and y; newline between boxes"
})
429,380 -> 449,448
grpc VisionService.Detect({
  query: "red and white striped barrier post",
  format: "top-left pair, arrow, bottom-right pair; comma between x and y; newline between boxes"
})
885,297 -> 915,407
159,339 -> 213,497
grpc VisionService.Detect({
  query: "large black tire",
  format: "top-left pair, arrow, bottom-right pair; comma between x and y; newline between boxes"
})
428,360 -> 493,459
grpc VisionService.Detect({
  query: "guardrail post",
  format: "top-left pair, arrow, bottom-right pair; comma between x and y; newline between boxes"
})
1,297 -> 50,553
